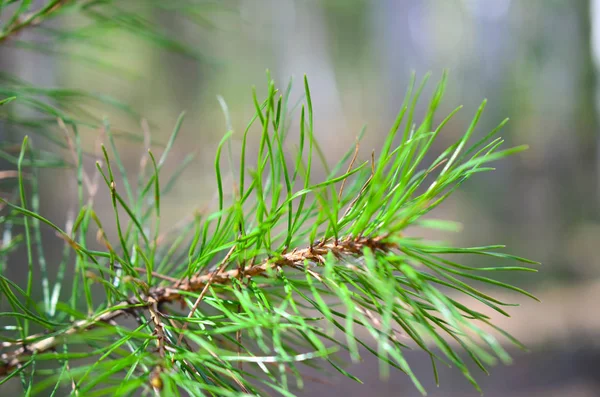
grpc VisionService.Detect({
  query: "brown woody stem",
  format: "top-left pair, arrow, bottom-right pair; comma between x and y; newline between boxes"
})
0,236 -> 392,377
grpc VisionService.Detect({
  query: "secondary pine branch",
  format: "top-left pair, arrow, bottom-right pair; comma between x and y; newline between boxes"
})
0,0 -> 70,43
0,235 -> 393,377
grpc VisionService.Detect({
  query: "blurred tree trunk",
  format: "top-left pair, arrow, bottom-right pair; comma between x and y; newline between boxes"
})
572,0 -> 599,221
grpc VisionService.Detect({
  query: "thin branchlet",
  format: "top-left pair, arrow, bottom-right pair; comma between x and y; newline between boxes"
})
0,0 -> 70,43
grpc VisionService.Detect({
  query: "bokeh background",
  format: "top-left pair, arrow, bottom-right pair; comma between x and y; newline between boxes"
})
2,1 -> 600,396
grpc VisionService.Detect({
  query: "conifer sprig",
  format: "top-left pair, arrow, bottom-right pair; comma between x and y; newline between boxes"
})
0,72 -> 538,396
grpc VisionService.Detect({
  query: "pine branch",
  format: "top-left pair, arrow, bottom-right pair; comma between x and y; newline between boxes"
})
0,0 -> 70,43
0,2 -> 539,395
0,235 -> 391,376
0,72 -> 539,396
0,0 -> 213,154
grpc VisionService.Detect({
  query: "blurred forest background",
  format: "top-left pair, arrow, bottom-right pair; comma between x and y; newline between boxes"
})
1,0 -> 600,396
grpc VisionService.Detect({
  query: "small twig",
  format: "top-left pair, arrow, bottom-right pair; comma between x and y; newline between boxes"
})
0,171 -> 19,180
425,158 -> 448,177
134,268 -> 179,283
338,138 -> 360,201
341,174 -> 373,221
0,0 -> 69,43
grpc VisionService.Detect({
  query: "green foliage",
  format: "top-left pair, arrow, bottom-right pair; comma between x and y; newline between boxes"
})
0,1 -> 538,396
